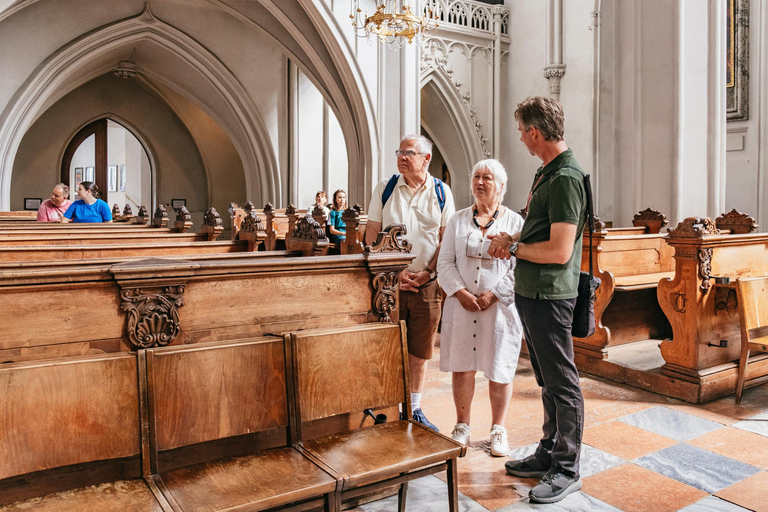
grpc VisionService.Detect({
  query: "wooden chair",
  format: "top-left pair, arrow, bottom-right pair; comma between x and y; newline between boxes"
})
735,277 -> 768,404
287,322 -> 465,511
144,337 -> 338,512
0,353 -> 165,511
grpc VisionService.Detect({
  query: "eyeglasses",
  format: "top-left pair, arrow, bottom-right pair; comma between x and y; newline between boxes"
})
395,149 -> 424,158
465,230 -> 494,261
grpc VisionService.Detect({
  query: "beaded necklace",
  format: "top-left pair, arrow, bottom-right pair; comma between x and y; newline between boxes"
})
472,205 -> 499,230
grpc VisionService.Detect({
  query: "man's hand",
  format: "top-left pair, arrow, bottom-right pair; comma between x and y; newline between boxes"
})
455,289 -> 481,312
487,232 -> 514,260
476,290 -> 498,310
400,270 -> 430,292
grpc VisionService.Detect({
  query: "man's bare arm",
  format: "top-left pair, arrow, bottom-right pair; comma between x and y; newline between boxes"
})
488,223 -> 577,264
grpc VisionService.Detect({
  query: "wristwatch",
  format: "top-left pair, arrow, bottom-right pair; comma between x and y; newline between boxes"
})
426,268 -> 438,282
508,242 -> 519,257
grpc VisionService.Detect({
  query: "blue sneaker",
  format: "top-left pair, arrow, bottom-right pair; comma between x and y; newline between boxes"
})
412,408 -> 439,432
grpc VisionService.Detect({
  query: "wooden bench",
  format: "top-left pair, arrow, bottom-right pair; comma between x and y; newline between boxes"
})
288,322 -> 465,511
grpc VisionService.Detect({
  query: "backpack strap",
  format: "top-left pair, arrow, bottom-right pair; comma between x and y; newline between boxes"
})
433,177 -> 445,212
381,174 -> 400,208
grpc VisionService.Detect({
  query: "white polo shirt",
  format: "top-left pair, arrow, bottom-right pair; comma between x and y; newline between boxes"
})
367,174 -> 455,272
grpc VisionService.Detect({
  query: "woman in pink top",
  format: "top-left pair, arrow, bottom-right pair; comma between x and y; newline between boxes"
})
36,183 -> 73,221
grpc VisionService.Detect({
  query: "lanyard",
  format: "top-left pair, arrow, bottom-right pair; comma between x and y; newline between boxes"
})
524,169 -> 545,213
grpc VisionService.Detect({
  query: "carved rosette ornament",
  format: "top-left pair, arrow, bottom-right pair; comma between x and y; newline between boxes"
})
715,209 -> 758,234
698,248 -> 713,292
175,206 -> 191,223
372,272 -> 399,323
120,286 -> 185,349
123,204 -> 133,217
367,224 -> 412,253
203,207 -> 222,227
667,217 -> 719,238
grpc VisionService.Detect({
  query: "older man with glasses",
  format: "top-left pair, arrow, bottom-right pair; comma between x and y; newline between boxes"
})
37,183 -> 73,222
365,134 -> 455,431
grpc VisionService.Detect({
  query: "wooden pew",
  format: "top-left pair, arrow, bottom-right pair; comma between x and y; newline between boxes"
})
0,232 -> 209,246
288,323 -> 465,510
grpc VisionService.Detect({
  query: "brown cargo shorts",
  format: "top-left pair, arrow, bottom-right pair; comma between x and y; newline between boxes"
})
399,279 -> 442,360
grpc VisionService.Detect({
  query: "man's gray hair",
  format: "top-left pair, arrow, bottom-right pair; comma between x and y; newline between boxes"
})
401,134 -> 433,158
54,183 -> 69,196
470,159 -> 507,203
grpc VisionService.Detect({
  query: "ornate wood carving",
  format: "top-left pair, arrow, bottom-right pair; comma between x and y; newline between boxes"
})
287,216 -> 329,255
674,293 -> 687,314
342,206 -> 360,223
667,217 -> 719,238
715,208 -> 758,234
112,204 -> 121,219
243,201 -> 255,214
262,203 -> 277,251
263,202 -> 274,215
152,205 -> 168,228
367,224 -> 412,253
353,203 -> 363,214
632,208 -> 667,234
136,206 -> 149,225
122,204 -> 133,217
372,271 -> 398,323
341,206 -> 364,255
203,207 -> 222,227
285,204 -> 297,215
698,248 -> 713,292
240,210 -> 265,234
239,208 -> 265,251
633,208 -> 667,224
174,206 -> 192,233
120,285 -> 185,349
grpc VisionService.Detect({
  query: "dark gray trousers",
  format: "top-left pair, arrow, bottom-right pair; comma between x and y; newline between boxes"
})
515,293 -> 584,477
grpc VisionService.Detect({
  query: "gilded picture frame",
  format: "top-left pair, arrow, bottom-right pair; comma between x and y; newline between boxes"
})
727,0 -> 749,121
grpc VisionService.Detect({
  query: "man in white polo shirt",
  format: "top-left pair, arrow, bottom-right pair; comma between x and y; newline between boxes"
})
365,134 -> 456,431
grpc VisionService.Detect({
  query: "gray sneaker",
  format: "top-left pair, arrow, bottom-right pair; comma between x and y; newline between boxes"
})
529,470 -> 582,504
504,454 -> 550,478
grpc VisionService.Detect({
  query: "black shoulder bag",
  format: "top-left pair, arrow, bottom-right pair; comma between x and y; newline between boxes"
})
572,174 -> 601,338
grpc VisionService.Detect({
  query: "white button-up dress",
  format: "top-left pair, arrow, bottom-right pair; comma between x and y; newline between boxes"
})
437,207 -> 525,383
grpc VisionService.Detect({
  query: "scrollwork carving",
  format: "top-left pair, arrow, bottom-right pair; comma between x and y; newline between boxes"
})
699,248 -> 713,292
293,215 -> 326,241
367,224 -> 412,253
667,217 -> 719,238
372,271 -> 399,323
240,209 -> 264,233
175,206 -> 191,223
633,208 -> 667,227
120,286 -> 185,349
342,206 -> 360,222
715,208 -> 758,234
203,207 -> 222,227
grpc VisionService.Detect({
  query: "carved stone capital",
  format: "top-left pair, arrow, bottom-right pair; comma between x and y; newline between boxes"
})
667,217 -> 719,238
367,224 -> 412,254
543,64 -> 566,96
153,204 -> 168,228
715,208 -> 758,234
372,271 -> 399,323
120,286 -> 185,349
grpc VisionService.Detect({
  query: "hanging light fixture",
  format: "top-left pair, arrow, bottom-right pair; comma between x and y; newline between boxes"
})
351,0 -> 439,49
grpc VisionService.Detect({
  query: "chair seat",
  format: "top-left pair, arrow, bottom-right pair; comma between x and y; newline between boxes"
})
0,479 -> 163,512
302,420 -> 463,490
159,446 -> 336,512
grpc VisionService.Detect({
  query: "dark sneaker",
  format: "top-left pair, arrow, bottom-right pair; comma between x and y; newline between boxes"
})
505,454 -> 550,478
412,408 -> 439,432
529,470 -> 582,504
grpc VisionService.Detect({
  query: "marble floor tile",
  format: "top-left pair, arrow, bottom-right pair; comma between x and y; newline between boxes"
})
732,411 -> 768,438
663,396 -> 765,426
494,491 -> 622,512
502,442 -> 623,479
355,475 -> 490,512
715,471 -> 768,512
677,495 -> 755,512
619,406 -> 723,441
634,443 -> 761,493
583,420 -> 678,461
687,426 -> 768,469
582,463 -> 708,512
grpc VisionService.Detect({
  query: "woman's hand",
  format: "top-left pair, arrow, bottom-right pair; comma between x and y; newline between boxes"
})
455,289 -> 481,312
476,290 -> 498,310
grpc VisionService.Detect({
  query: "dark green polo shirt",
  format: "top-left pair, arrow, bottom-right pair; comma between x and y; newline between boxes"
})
514,149 -> 587,300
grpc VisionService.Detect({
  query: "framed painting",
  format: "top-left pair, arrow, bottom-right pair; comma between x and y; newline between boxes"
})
171,199 -> 186,210
74,167 -> 83,187
727,0 -> 749,121
24,198 -> 42,211
108,165 -> 117,192
85,166 -> 95,182
119,164 -> 126,192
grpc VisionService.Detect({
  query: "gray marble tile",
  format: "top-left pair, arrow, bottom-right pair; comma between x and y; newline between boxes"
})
677,495 -> 754,512
358,475 -> 490,512
504,443 -> 624,478
619,406 -> 723,441
733,411 -> 768,438
495,492 -> 622,512
634,443 -> 760,493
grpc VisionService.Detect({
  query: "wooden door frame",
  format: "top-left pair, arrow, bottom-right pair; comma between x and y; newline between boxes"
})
60,119 -> 108,202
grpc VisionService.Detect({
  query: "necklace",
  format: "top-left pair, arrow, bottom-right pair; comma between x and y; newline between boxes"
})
472,205 -> 499,230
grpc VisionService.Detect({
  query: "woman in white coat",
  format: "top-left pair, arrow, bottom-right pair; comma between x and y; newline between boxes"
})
437,159 -> 524,456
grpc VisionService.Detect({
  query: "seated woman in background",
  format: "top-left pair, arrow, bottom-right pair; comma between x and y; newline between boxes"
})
61,181 -> 112,223
327,189 -> 347,244
308,190 -> 330,217
437,159 -> 524,457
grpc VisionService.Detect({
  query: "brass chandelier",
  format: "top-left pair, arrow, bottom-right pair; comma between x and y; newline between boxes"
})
351,0 -> 439,48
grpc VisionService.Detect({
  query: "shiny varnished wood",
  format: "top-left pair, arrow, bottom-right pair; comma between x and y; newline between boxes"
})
0,479 -> 164,512
0,232 -> 208,245
0,240 -> 249,261
735,277 -> 768,403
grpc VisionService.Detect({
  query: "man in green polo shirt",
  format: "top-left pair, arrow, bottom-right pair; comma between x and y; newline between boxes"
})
488,96 -> 587,504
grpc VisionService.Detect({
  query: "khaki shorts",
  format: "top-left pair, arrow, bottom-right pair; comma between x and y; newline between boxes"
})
399,280 -> 442,360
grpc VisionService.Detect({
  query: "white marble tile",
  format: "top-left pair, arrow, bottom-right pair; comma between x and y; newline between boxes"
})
505,443 -> 623,478
619,406 -> 723,441
495,492 -> 622,512
634,444 -> 761,493
358,475 -> 490,512
733,411 -> 768,438
677,495 -> 754,512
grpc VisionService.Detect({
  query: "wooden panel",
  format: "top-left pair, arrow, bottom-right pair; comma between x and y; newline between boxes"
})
0,479 -> 162,512
0,354 -> 140,479
294,324 -> 404,422
0,233 -> 207,246
150,338 -> 289,451
737,277 -> 768,339
0,241 -> 247,262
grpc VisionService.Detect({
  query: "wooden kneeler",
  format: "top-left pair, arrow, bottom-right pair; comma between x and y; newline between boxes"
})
287,322 -> 466,511
735,277 -> 768,404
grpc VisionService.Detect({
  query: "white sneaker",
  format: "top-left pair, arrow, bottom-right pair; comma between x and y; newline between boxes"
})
490,425 -> 509,457
451,423 -> 471,445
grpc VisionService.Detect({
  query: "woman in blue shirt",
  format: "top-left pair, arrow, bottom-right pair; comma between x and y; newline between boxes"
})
61,181 -> 112,223
327,189 -> 347,244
